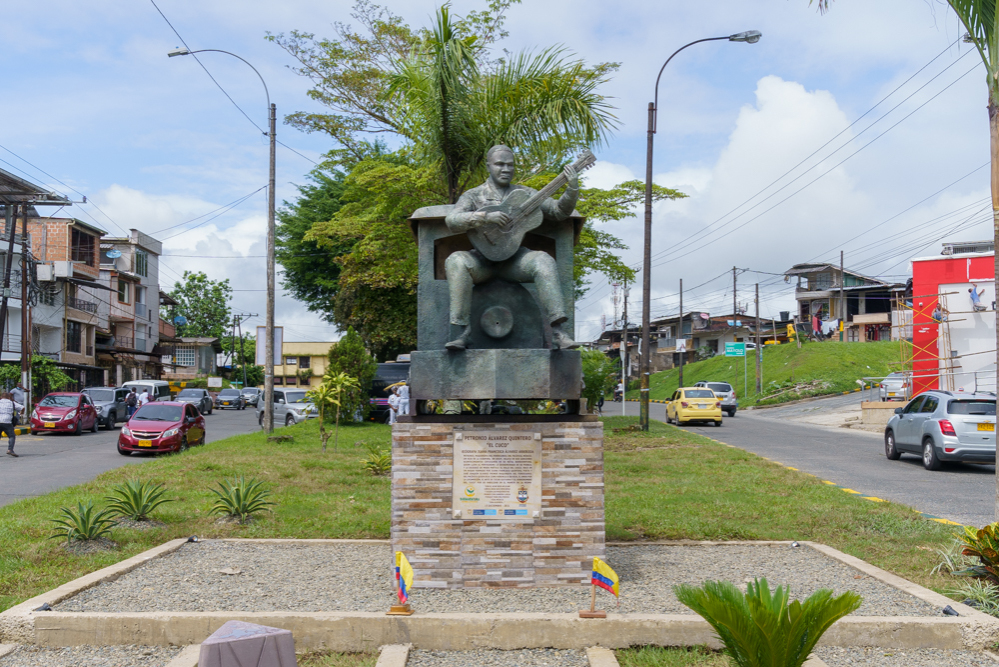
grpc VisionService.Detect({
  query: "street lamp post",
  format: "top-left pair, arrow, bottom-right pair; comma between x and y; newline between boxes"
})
168,47 -> 277,433
639,31 -> 761,432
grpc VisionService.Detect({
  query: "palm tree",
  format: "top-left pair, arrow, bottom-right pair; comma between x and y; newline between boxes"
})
813,0 -> 999,520
387,6 -> 617,203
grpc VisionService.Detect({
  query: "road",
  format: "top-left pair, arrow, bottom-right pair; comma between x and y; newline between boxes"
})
0,406 -> 261,509
620,395 -> 995,527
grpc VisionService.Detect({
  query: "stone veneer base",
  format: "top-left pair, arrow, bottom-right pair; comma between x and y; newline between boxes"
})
391,420 -> 605,588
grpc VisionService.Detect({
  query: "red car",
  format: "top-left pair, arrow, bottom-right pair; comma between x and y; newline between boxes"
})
31,392 -> 99,435
118,401 -> 206,455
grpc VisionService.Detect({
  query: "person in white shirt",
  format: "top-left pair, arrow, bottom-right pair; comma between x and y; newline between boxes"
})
0,392 -> 23,457
138,389 -> 150,407
397,383 -> 410,416
387,387 -> 400,425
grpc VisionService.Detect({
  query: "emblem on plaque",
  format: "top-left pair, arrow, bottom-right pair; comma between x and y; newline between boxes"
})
517,485 -> 529,504
465,486 -> 476,497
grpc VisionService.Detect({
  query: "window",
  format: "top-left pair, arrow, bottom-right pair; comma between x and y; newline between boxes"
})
134,250 -> 148,277
117,279 -> 130,304
811,272 -> 833,290
274,377 -> 283,385
285,377 -> 297,386
174,345 -> 196,367
919,397 -> 939,413
66,320 -> 82,353
71,228 -> 96,266
902,396 -> 925,414
298,356 -> 310,367
285,356 -> 298,365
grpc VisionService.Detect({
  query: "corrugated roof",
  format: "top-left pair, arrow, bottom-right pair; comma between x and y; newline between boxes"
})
0,167 -> 71,205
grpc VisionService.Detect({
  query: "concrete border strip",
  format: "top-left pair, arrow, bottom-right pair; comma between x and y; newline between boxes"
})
375,643 -> 411,667
586,646 -> 618,667
163,645 -> 200,667
0,644 -> 17,658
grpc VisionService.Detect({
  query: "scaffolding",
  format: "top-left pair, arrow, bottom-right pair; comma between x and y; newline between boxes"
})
891,291 -> 973,392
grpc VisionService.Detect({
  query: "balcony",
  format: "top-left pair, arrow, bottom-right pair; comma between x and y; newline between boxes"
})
68,297 -> 98,314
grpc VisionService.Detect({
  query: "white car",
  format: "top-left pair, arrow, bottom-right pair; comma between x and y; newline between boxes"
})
256,389 -> 317,428
879,372 -> 910,402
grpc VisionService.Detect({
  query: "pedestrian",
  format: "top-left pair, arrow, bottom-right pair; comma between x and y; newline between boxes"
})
596,393 -> 605,415
970,283 -> 987,312
811,312 -> 821,340
126,388 -> 138,417
10,382 -> 25,422
397,383 -> 410,416
138,388 -> 150,407
0,391 -> 23,457
387,386 -> 400,425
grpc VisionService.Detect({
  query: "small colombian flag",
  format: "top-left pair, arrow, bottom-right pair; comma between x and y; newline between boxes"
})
395,551 -> 414,605
591,557 -> 619,602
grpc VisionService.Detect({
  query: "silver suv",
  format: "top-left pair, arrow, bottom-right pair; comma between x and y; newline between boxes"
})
884,391 -> 996,470
694,381 -> 738,417
256,389 -> 317,428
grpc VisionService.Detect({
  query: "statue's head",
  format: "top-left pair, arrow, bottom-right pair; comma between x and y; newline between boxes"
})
486,145 -> 516,187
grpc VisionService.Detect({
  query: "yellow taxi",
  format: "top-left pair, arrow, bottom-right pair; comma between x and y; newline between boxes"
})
666,387 -> 723,427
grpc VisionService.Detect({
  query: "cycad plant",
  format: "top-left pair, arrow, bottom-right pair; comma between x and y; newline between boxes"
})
307,371 -> 359,453
673,578 -> 862,667
104,479 -> 173,522
360,442 -> 392,476
208,476 -> 275,524
50,501 -> 116,544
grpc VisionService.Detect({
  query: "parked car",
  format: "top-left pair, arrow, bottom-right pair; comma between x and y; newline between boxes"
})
121,379 -> 172,402
30,392 -> 99,435
118,402 -> 206,455
216,388 -> 247,410
82,387 -> 130,430
241,387 -> 262,407
256,389 -> 316,428
884,391 -> 996,470
665,387 -> 723,427
880,372 -> 910,402
694,381 -> 738,417
174,388 -> 214,415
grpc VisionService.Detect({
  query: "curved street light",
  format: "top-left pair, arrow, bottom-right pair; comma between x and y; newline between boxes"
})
168,46 -> 278,433
639,31 -> 762,431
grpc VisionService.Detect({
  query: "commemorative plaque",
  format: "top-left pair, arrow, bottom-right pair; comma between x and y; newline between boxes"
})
453,430 -> 542,519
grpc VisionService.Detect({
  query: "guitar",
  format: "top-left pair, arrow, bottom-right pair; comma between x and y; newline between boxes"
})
467,149 -> 597,262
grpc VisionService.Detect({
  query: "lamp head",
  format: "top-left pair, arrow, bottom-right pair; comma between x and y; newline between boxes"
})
167,47 -> 191,57
729,30 -> 762,44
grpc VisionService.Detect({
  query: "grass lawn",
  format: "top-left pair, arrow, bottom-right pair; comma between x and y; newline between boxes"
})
626,340 -> 900,406
616,646 -> 728,666
298,651 -> 376,667
0,414 -> 958,613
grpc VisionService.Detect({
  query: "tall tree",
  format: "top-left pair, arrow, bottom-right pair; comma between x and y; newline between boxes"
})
326,326 -> 378,422
163,271 -> 233,339
809,0 -> 999,521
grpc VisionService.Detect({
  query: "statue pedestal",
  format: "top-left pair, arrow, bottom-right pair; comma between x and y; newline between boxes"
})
391,417 -> 604,588
410,349 -> 581,400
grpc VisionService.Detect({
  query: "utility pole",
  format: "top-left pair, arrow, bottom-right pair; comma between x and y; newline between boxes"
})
678,278 -> 684,387
733,266 -> 737,317
20,203 -> 29,408
755,283 -> 761,394
236,317 -> 248,388
0,204 -> 18,357
620,279 -> 628,417
264,102 -> 276,433
839,250 -> 845,342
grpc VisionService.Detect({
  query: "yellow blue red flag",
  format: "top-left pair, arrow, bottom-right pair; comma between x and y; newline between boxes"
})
591,557 -> 619,601
395,551 -> 414,605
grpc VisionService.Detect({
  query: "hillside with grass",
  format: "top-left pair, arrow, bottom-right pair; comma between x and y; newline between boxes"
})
627,340 -> 901,406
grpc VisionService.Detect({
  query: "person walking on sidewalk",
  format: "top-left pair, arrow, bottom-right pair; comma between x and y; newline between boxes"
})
0,392 -> 23,457
126,388 -> 138,418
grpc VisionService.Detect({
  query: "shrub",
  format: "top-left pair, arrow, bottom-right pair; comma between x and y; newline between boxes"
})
360,443 -> 391,476
949,579 -> 999,617
326,326 -> 377,423
208,476 -> 275,523
673,578 -> 861,667
958,523 -> 999,583
50,501 -> 116,543
104,479 -> 173,521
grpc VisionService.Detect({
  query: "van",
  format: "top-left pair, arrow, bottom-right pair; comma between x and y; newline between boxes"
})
121,380 -> 172,402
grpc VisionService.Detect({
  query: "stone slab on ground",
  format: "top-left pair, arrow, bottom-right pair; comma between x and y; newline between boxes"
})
0,644 -> 183,666
406,648 -> 588,667
814,646 -> 999,666
52,541 -> 941,617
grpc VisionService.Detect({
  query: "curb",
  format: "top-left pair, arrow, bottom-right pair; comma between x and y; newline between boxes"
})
375,644 -> 411,667
163,645 -> 199,667
586,646 -> 619,667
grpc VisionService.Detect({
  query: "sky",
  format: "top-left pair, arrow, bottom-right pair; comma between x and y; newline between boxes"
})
0,0 -> 991,344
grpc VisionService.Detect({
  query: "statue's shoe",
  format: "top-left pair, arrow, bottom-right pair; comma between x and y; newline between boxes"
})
551,330 -> 580,350
445,334 -> 472,351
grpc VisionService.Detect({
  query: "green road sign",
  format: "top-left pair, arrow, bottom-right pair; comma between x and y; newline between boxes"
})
725,342 -> 746,357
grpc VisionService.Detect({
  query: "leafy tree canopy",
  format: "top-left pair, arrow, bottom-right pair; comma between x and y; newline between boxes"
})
326,326 -> 379,421
164,271 -> 233,339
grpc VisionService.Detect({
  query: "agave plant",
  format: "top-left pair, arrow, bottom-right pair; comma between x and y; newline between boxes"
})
50,501 -> 117,543
104,479 -> 173,522
956,523 -> 999,583
673,578 -> 862,667
208,476 -> 275,523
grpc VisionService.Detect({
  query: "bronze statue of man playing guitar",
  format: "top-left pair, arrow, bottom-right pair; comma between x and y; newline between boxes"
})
443,144 -> 585,352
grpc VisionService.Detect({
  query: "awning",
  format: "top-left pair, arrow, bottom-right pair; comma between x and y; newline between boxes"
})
65,277 -> 115,292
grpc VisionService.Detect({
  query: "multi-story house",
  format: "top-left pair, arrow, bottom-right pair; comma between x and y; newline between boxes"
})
98,229 -> 164,384
272,341 -> 332,389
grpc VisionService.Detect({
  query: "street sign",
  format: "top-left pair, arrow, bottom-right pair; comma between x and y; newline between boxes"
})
725,342 -> 746,357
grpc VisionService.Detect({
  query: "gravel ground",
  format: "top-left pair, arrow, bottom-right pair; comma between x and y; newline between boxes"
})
0,645 -> 182,667
53,541 -> 940,617
406,649 -> 587,666
814,646 -> 999,666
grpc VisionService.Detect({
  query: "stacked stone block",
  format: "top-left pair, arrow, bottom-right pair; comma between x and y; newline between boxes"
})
391,420 -> 605,588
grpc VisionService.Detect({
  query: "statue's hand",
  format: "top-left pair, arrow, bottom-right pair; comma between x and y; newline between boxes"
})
485,210 -> 512,227
562,164 -> 578,190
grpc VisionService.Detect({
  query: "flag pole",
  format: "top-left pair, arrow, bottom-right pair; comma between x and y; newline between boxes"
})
590,582 -> 597,613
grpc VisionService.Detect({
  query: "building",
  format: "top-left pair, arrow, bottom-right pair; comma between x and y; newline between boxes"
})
911,241 -> 995,395
784,262 -> 905,342
98,229 -> 164,383
274,341 -> 333,389
162,337 -> 223,380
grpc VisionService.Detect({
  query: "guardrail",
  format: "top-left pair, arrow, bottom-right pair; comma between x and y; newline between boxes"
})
68,297 -> 97,314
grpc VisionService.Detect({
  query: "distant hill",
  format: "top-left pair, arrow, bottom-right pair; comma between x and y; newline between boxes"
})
627,340 -> 902,407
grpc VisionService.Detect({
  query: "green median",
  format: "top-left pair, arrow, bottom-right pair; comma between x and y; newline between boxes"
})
0,414 -> 954,612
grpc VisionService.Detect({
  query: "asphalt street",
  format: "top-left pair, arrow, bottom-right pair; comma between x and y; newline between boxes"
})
619,395 -> 995,527
0,405 -> 261,509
